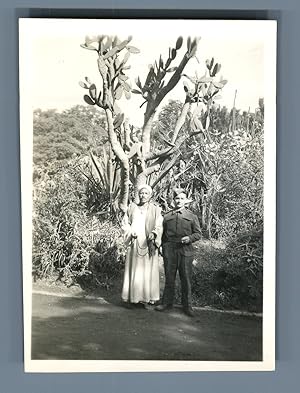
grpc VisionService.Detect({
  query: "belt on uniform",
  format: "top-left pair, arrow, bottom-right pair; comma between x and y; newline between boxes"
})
164,238 -> 185,244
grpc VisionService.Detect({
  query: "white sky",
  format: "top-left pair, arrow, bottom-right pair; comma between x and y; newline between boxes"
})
26,19 -> 269,127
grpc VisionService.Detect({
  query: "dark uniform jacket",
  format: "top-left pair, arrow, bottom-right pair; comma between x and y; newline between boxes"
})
162,207 -> 201,256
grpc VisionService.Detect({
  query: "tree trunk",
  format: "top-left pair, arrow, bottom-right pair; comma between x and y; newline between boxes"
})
105,109 -> 129,212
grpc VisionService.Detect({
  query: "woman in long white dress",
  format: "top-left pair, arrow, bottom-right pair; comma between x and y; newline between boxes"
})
121,185 -> 163,308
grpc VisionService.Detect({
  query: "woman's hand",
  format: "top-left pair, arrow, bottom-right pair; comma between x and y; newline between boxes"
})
147,232 -> 156,241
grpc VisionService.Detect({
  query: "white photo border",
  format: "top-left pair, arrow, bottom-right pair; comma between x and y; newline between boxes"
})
19,18 -> 277,372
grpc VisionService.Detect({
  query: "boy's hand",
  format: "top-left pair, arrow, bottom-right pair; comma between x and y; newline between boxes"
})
181,236 -> 190,244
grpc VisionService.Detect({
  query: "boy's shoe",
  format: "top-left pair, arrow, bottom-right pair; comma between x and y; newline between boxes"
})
183,306 -> 195,317
155,304 -> 173,312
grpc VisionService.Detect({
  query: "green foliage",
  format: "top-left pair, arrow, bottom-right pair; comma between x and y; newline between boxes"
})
33,106 -> 107,165
33,159 -> 125,287
152,99 -> 189,143
191,231 -> 263,312
153,98 -> 264,239
89,147 -> 121,215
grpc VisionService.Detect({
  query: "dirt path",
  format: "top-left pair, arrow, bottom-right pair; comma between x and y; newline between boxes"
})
32,292 -> 262,361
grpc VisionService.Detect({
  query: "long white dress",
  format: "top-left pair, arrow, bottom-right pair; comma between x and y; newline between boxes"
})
121,203 -> 162,304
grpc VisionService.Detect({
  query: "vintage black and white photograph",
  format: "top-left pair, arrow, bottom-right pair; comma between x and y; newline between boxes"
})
19,18 -> 276,372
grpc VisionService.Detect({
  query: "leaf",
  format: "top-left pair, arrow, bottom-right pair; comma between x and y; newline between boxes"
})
220,79 -> 228,86
210,57 -> 214,69
103,36 -> 112,51
165,58 -> 171,69
113,113 -> 124,128
80,43 -> 98,51
183,81 -> 190,93
99,40 -> 104,55
125,90 -> 131,100
113,36 -> 121,47
118,39 -> 130,51
212,63 -> 218,76
84,95 -> 95,105
115,57 -> 121,69
135,77 -> 142,90
89,84 -> 97,100
175,36 -> 183,50
122,81 -> 131,92
123,51 -> 130,64
194,116 -> 204,131
183,74 -> 197,84
213,82 -> 224,89
217,63 -> 222,73
159,55 -> 163,69
90,152 -> 105,186
205,115 -> 210,130
191,38 -> 197,50
187,37 -> 191,51
127,45 -> 140,54
189,45 -> 197,57
85,76 -> 92,84
115,85 -> 123,100
79,81 -> 88,89
103,47 -> 119,59
166,67 -> 178,73
118,74 -> 129,82
85,35 -> 97,44
171,48 -> 177,60
199,76 -> 213,83
114,102 -> 121,114
131,89 -> 142,95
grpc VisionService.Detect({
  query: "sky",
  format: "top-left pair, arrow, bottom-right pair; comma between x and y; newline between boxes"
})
25,19 -> 268,127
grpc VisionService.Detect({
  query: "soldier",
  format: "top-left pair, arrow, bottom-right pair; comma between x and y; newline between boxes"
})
155,188 -> 201,317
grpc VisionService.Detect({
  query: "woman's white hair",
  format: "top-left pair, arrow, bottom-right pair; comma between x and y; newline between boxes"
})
137,184 -> 153,195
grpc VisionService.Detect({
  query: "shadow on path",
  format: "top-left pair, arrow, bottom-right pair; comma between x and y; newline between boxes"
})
32,293 -> 262,361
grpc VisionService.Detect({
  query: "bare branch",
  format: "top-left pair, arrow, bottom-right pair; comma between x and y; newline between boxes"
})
171,101 -> 191,144
151,152 -> 181,189
145,146 -> 174,162
142,40 -> 198,154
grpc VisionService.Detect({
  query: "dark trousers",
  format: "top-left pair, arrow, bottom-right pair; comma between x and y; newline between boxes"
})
162,244 -> 193,307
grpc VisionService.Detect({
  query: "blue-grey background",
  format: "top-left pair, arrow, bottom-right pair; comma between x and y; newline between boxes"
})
0,1 -> 298,392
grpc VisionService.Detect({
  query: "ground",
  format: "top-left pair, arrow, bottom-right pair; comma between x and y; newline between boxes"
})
31,282 -> 262,361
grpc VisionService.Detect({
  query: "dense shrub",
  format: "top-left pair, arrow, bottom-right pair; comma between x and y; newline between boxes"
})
191,230 -> 263,312
32,159 -> 125,288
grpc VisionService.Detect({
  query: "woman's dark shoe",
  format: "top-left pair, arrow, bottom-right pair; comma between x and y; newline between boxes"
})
122,301 -> 134,309
143,303 -> 154,310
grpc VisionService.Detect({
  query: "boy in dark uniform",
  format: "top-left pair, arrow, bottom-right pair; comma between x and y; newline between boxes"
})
156,188 -> 201,317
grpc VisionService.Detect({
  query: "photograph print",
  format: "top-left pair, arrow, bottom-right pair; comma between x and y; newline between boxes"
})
19,18 -> 276,372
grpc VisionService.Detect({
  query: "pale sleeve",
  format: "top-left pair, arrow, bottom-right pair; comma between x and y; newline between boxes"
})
121,205 -> 134,247
152,206 -> 163,248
